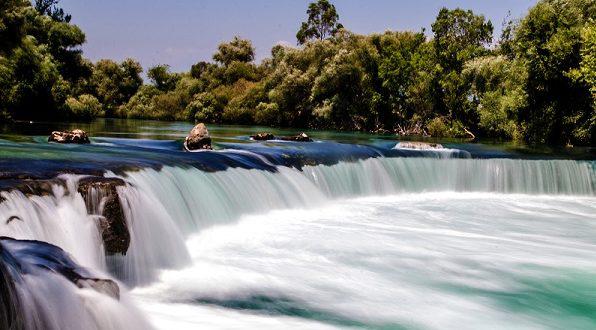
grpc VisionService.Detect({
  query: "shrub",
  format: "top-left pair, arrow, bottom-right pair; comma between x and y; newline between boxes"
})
65,94 -> 103,120
427,117 -> 448,137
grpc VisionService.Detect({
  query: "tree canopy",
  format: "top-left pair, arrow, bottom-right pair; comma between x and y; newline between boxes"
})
296,0 -> 343,44
1,0 -> 594,146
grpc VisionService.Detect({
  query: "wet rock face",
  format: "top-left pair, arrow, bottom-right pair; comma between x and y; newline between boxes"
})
184,123 -> 212,151
77,177 -> 130,255
0,237 -> 121,300
0,244 -> 24,330
0,176 -> 131,256
250,132 -> 276,141
48,129 -> 90,144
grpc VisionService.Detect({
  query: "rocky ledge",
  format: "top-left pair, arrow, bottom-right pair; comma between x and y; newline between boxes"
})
1,176 -> 130,255
48,129 -> 90,144
77,177 -> 130,255
250,132 -> 313,142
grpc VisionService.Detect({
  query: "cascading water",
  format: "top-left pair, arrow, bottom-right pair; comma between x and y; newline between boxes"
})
0,138 -> 595,329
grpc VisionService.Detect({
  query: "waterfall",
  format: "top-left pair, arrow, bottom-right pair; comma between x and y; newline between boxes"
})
0,153 -> 594,328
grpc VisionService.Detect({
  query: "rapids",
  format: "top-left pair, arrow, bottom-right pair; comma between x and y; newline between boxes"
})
0,120 -> 594,329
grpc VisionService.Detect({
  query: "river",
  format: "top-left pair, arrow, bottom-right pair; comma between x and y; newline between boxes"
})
0,119 -> 594,329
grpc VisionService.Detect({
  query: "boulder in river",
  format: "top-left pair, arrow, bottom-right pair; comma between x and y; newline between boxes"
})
77,177 -> 130,255
280,132 -> 313,142
395,141 -> 444,150
48,129 -> 90,144
250,132 -> 276,141
184,123 -> 212,151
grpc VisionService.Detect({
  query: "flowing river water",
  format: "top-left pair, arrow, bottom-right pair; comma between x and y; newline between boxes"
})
0,119 -> 594,329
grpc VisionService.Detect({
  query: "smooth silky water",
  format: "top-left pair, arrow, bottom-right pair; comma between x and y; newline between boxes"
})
0,119 -> 595,329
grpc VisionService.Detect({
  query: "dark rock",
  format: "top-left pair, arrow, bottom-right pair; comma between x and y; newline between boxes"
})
250,133 -> 276,141
77,177 -> 130,255
48,129 -> 90,144
0,243 -> 24,330
4,178 -> 65,197
0,176 -> 130,255
394,141 -> 444,150
75,278 -> 120,299
184,123 -> 212,151
5,216 -> 21,225
0,237 -> 121,301
280,132 -> 313,142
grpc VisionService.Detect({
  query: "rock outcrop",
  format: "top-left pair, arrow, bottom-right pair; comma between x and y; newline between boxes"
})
250,132 -> 276,141
0,176 -> 131,255
394,141 -> 444,150
280,132 -> 313,142
0,237 -> 120,301
48,129 -> 90,144
77,177 -> 130,255
184,123 -> 212,151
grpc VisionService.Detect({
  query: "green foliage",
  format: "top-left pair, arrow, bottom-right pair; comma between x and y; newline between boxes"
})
431,8 -> 494,126
427,117 -> 448,137
34,0 -> 71,22
147,64 -> 180,92
0,0 -> 90,120
90,58 -> 143,116
514,0 -> 595,145
64,94 -> 102,120
1,0 -> 594,146
464,56 -> 526,139
297,0 -> 343,45
118,85 -> 160,119
212,36 -> 255,66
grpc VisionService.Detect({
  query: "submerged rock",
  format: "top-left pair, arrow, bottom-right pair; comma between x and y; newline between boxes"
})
77,177 -> 130,255
394,141 -> 444,150
280,132 -> 313,142
250,132 -> 276,141
0,243 -> 24,329
184,123 -> 212,151
1,178 -> 65,197
0,237 -> 120,301
48,129 -> 90,144
75,278 -> 120,299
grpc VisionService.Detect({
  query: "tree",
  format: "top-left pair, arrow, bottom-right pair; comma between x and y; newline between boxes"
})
147,64 -> 179,91
34,0 -> 71,22
212,37 -> 255,66
90,58 -> 143,115
514,0 -> 595,145
296,0 -> 343,45
432,8 -> 493,72
431,8 -> 493,126
0,0 -> 29,55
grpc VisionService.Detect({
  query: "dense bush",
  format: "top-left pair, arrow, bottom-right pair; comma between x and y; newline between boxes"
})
64,94 -> 102,120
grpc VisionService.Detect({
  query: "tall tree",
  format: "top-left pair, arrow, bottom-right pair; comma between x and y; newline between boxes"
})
431,8 -> 493,126
90,59 -> 143,115
296,0 -> 343,45
34,0 -> 71,22
147,64 -> 179,92
514,0 -> 595,145
213,36 -> 255,66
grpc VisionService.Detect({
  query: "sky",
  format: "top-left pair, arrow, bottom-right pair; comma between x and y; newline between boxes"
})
59,0 -> 538,72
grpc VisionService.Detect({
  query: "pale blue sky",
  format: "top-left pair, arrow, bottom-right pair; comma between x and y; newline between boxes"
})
60,0 -> 537,72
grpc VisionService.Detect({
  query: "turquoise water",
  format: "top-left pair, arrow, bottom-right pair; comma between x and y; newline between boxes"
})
0,119 -> 595,329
